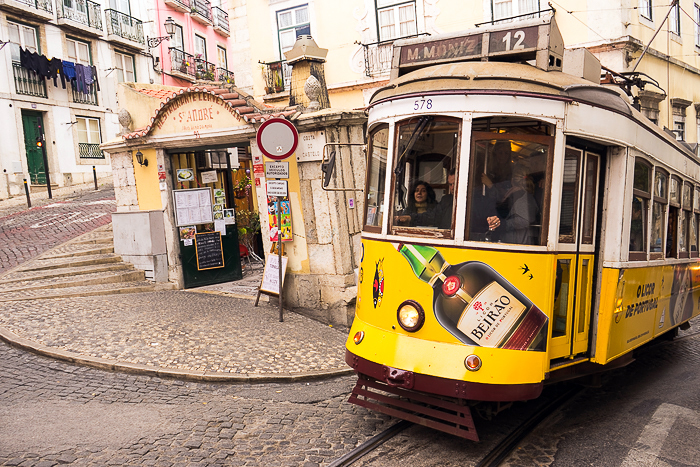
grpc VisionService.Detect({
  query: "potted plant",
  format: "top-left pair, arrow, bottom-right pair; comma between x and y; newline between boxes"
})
233,173 -> 252,199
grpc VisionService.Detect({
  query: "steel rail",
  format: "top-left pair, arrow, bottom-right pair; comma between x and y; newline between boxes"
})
475,386 -> 582,467
327,420 -> 412,467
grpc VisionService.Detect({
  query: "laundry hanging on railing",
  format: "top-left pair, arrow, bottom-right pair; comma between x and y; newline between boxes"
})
18,47 -> 99,96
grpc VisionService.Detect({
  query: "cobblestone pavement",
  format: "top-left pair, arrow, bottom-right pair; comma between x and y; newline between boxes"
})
0,183 -> 115,274
0,341 -> 391,467
0,291 -> 350,377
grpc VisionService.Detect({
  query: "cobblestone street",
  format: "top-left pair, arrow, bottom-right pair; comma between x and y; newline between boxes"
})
0,185 -> 115,274
0,342 -> 389,466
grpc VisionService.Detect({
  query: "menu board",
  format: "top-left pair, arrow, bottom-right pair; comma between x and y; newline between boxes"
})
194,231 -> 224,270
173,188 -> 214,227
260,255 -> 288,295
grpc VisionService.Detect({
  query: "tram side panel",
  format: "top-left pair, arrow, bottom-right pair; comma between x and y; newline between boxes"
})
351,240 -> 556,386
594,264 -> 700,364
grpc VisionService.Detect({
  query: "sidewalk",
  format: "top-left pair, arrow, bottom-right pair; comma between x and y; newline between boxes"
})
0,201 -> 354,383
0,176 -> 113,215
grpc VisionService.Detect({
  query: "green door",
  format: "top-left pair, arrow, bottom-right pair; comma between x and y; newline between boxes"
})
22,111 -> 45,184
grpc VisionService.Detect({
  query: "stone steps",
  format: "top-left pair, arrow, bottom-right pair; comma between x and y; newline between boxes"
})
0,281 -> 177,302
0,222 -> 178,300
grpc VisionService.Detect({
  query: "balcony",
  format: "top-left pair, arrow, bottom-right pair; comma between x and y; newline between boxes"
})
261,60 -> 292,94
0,0 -> 53,22
216,67 -> 234,85
72,85 -> 98,106
169,48 -> 196,81
57,0 -> 103,37
360,41 -> 394,78
190,0 -> 212,25
212,6 -> 229,37
163,0 -> 189,13
79,142 -> 104,159
105,9 -> 145,49
12,62 -> 47,98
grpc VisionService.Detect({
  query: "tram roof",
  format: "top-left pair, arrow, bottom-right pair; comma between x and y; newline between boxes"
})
369,61 -> 697,160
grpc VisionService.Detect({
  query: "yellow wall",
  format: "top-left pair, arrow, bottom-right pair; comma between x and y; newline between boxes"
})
133,148 -> 161,211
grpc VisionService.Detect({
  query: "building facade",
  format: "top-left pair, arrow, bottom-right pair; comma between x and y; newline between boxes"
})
0,0 -> 155,199
232,0 -> 700,148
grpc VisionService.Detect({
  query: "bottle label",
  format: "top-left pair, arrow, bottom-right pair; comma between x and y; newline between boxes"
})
456,281 -> 527,348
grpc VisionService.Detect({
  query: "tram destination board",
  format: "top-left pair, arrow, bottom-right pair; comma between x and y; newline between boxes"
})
194,231 -> 224,270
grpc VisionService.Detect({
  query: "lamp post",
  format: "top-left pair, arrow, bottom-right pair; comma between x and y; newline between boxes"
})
135,150 -> 148,167
146,16 -> 176,52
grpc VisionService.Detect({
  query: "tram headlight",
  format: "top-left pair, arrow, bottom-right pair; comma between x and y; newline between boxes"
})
464,354 -> 482,372
397,300 -> 425,332
353,331 -> 364,345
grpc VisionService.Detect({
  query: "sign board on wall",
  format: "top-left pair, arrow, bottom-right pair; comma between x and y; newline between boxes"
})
265,162 -> 289,179
173,188 -> 213,226
296,130 -> 325,162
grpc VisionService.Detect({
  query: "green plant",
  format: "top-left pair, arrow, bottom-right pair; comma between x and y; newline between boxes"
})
233,174 -> 252,191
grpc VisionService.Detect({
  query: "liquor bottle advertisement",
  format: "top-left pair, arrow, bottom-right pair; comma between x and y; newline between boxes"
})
395,243 -> 548,351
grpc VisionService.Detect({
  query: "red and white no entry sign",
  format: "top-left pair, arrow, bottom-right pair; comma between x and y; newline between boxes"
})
256,118 -> 299,161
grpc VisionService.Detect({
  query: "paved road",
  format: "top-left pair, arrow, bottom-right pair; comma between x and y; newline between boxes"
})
0,342 -> 389,466
0,187 -> 115,274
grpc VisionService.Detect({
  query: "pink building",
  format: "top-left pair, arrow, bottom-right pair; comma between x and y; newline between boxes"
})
151,0 -> 233,86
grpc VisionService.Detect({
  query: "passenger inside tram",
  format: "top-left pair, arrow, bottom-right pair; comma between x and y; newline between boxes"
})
486,164 -> 539,244
395,181 -> 437,226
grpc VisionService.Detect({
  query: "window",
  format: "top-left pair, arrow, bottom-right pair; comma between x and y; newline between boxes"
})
172,24 -> 184,51
377,0 -> 417,42
194,34 -> 207,61
693,187 -> 700,256
76,117 -> 103,159
277,4 -> 310,55
109,0 -> 130,15
7,21 -> 38,62
640,0 -> 652,20
64,0 -> 87,16
668,176 -> 681,257
217,45 -> 227,69
630,160 -> 651,260
67,38 -> 91,65
115,51 -> 134,82
695,4 -> 700,47
651,169 -> 668,258
365,124 -> 389,230
492,0 -> 540,22
674,121 -> 685,141
669,2 -> 680,35
391,117 -> 459,236
681,182 -> 692,257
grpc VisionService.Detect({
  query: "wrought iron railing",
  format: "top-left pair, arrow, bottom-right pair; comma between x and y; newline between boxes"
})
360,41 -> 394,77
12,62 -> 47,98
72,85 -> 98,106
166,0 -> 190,9
57,0 -> 102,31
170,48 -> 196,78
79,142 -> 104,159
216,67 -> 234,84
105,9 -> 145,45
191,0 -> 212,22
261,60 -> 292,93
212,6 -> 229,34
195,58 -> 217,80
15,0 -> 52,14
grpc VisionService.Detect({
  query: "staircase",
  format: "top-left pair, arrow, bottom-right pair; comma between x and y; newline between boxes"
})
0,224 -> 175,301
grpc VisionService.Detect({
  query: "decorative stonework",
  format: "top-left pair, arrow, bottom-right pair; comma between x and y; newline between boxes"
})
118,108 -> 132,135
304,75 -> 321,111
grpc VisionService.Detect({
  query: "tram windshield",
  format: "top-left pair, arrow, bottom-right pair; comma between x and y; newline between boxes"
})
391,117 -> 459,232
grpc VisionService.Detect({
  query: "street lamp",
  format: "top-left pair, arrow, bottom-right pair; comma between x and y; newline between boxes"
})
135,150 -> 148,167
146,16 -> 176,51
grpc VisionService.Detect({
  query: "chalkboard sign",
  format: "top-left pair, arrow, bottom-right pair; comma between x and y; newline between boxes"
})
195,232 -> 224,270
259,255 -> 288,295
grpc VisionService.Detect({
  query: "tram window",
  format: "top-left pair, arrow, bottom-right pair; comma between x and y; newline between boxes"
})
667,177 -> 681,258
558,148 -> 581,243
467,136 -> 549,245
364,124 -> 389,230
581,155 -> 599,244
680,183 -> 692,258
692,187 -> 700,256
391,117 -> 459,233
650,169 -> 668,259
629,160 -> 651,260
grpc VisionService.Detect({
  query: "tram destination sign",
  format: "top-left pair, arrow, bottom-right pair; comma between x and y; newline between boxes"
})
393,18 -> 562,78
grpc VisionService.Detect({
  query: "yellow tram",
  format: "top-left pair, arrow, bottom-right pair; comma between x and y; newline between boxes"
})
344,17 -> 700,441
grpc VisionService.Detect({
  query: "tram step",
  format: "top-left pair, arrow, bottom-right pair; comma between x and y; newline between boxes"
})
348,375 -> 479,441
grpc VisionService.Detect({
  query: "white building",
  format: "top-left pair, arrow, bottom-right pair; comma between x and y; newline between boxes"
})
0,0 -> 154,199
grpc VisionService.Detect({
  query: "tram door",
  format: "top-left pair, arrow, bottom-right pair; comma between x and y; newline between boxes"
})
550,147 -> 601,361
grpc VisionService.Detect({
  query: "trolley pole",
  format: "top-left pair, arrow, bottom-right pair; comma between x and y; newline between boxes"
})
23,178 -> 31,208
92,166 -> 98,190
277,196 -> 283,322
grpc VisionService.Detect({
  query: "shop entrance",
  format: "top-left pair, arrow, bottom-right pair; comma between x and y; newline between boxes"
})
171,147 -> 257,288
